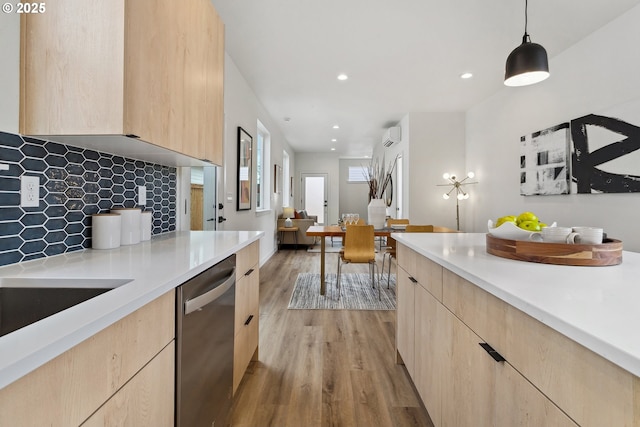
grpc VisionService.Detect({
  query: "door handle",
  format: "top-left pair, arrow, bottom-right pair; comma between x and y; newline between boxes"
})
184,269 -> 236,314
206,218 -> 215,222
408,276 -> 418,283
218,216 -> 227,223
479,342 -> 506,362
244,314 -> 254,326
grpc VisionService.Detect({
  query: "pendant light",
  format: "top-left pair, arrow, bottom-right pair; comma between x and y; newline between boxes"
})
504,0 -> 549,87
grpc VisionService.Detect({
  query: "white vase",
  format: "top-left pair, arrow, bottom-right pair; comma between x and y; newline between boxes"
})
367,198 -> 386,229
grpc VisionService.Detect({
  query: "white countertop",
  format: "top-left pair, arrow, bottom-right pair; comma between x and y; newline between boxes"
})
393,232 -> 640,378
0,230 -> 263,390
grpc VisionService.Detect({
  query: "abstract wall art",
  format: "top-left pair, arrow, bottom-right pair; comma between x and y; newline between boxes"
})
520,123 -> 571,196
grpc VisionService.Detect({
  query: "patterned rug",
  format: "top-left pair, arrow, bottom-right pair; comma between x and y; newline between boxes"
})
288,272 -> 396,310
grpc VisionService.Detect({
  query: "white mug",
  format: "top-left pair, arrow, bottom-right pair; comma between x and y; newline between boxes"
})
529,226 -> 573,243
567,227 -> 603,245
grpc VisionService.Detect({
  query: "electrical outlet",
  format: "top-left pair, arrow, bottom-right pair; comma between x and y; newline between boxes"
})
20,175 -> 40,207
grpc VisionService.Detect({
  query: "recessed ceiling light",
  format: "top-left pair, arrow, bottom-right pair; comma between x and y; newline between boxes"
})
460,72 -> 473,79
331,147 -> 336,151
337,73 -> 348,81
333,125 -> 339,129
331,138 -> 337,142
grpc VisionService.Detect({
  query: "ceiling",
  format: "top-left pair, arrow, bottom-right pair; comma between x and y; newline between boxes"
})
210,0 -> 640,157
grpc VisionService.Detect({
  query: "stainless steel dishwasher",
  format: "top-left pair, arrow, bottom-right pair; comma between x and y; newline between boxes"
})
175,254 -> 236,427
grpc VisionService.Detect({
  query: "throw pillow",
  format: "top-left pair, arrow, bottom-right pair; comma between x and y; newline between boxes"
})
299,210 -> 308,219
294,210 -> 301,219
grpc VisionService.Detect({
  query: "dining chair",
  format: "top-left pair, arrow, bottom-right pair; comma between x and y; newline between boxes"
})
336,224 -> 380,300
381,218 -> 410,287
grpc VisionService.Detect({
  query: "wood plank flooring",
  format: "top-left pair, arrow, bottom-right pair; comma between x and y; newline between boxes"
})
229,248 -> 434,427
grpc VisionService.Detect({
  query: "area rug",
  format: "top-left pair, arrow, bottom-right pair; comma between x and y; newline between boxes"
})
288,272 -> 396,310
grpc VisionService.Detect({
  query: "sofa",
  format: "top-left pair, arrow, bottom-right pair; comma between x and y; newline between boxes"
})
277,211 -> 318,247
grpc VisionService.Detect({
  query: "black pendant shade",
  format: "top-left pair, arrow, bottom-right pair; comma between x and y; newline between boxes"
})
504,0 -> 550,87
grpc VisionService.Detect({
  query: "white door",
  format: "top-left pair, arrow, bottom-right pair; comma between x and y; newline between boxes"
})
301,173 -> 328,224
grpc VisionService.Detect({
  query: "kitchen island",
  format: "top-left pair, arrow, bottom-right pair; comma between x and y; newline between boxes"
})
0,230 -> 263,425
393,232 -> 640,427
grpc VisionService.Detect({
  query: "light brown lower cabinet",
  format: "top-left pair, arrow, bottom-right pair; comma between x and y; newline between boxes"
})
82,342 -> 175,427
395,243 -> 631,427
233,240 -> 260,393
0,290 -> 175,427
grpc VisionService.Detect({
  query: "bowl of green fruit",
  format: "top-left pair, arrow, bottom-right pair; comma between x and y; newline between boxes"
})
488,212 -> 555,240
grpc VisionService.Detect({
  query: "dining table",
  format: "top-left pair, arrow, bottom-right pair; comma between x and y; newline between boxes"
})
306,225 -> 399,295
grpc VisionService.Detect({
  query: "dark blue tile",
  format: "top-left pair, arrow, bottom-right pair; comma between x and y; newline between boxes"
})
0,236 -> 23,251
64,235 -> 83,246
124,181 -> 135,190
112,156 -> 125,165
64,222 -> 83,234
44,218 -> 66,231
22,253 -> 44,262
20,212 -> 46,226
0,222 -> 21,237
0,163 -> 24,177
82,194 -> 98,205
21,158 -> 48,172
0,251 -> 23,266
83,171 -> 99,183
22,136 -> 46,145
123,161 -> 135,171
20,226 -> 47,240
83,183 -> 99,194
67,145 -> 83,153
83,149 -> 100,161
98,189 -> 112,199
0,147 -> 23,163
112,185 -> 125,194
44,141 -> 67,155
45,192 -> 67,205
0,207 -> 23,221
98,157 -> 113,168
45,167 -> 68,180
44,243 -> 66,256
112,175 -> 124,185
65,188 -> 84,199
44,205 -> 66,218
99,169 -> 113,179
22,143 -> 47,158
20,240 -> 46,255
83,160 -> 99,171
0,177 -> 20,192
0,132 -> 24,148
44,231 -> 66,243
45,154 -> 67,168
0,193 -> 20,205
45,180 -> 67,193
124,190 -> 136,200
65,175 -> 83,187
124,171 -> 135,181
65,164 -> 84,176
65,200 -> 84,211
67,211 -> 84,223
112,165 -> 125,175
82,205 -> 99,215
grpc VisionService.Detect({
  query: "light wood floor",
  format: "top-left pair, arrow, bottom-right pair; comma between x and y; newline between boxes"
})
229,248 -> 434,427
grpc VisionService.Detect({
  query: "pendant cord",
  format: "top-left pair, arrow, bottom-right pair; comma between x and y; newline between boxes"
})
524,0 -> 528,35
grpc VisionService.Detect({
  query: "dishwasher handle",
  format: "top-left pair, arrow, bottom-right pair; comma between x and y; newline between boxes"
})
184,268 -> 236,315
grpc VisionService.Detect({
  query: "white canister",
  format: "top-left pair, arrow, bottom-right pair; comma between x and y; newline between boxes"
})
91,214 -> 122,249
111,207 -> 141,245
140,211 -> 152,241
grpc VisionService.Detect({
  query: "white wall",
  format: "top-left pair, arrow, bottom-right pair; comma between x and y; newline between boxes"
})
466,4 -> 640,252
0,13 -> 19,133
295,153 -> 340,225
220,53 -> 296,262
339,158 -> 370,220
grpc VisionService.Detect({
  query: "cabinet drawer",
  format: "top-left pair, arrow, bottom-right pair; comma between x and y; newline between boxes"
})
397,244 -> 442,301
442,269 -> 507,355
0,290 -> 175,426
235,267 -> 260,335
237,241 -> 259,276
233,308 -> 259,393
504,303 -> 637,427
82,342 -> 175,427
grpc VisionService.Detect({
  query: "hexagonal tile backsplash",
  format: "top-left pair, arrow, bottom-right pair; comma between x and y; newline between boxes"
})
0,131 -> 176,267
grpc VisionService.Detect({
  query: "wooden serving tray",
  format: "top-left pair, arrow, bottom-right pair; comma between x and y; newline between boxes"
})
486,234 -> 623,266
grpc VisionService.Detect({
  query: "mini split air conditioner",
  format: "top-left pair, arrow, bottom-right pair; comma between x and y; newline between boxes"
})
382,126 -> 401,147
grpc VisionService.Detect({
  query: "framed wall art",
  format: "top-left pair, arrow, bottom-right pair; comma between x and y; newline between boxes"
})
237,127 -> 252,210
520,123 -> 570,196
274,164 -> 282,194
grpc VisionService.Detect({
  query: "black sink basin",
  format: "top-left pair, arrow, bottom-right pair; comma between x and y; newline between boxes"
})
0,278 -> 132,338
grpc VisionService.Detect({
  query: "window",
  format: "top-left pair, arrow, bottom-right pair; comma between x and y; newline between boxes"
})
283,150 -> 290,207
256,120 -> 271,211
348,166 -> 368,183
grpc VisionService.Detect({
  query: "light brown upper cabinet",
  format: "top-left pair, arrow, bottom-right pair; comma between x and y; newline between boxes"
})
20,0 -> 224,166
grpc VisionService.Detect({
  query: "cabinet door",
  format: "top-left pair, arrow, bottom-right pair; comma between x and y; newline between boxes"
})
396,268 -> 415,376
414,284 -> 450,427
82,342 -> 175,427
495,361 -> 578,427
441,310 -> 495,427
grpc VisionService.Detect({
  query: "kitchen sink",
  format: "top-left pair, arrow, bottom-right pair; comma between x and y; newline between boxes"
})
0,278 -> 132,338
